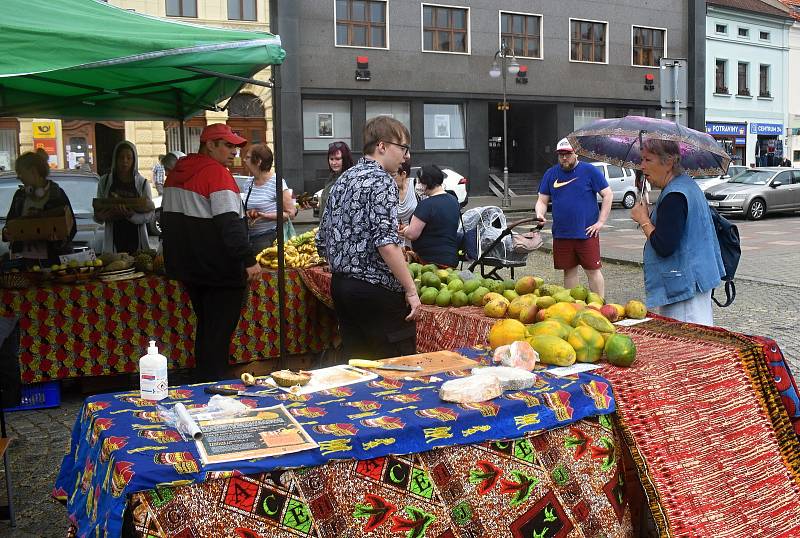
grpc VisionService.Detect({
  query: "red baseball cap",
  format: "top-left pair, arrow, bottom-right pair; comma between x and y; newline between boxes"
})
200,123 -> 247,147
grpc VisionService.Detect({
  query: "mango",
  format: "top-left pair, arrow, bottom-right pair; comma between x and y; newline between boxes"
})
552,290 -> 575,303
573,309 -> 616,334
484,298 -> 509,318
503,289 -> 519,302
488,319 -> 527,348
514,276 -> 538,295
533,277 -> 544,288
528,335 -> 576,366
518,304 -> 538,324
587,292 -> 604,305
599,304 -> 619,322
604,334 -> 637,367
567,326 -> 605,363
625,300 -> 647,319
535,296 -> 556,309
609,303 -> 626,319
570,285 -> 589,301
502,279 -> 517,291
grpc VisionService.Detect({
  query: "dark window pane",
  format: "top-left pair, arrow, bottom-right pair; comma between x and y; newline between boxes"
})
352,25 -> 367,46
227,0 -> 241,20
528,17 -> 540,37
454,31 -> 466,52
352,0 -> 366,21
595,45 -> 604,62
514,40 -> 524,57
581,23 -> 591,40
513,15 -> 523,34
182,0 -> 196,17
371,26 -> 385,47
424,30 -> 433,50
501,14 -> 511,33
529,40 -> 540,57
243,0 -> 256,21
439,31 -> 450,51
423,6 -> 432,27
370,2 -> 384,23
596,24 -> 605,44
453,9 -> 466,30
571,42 -> 579,60
336,0 -> 347,20
654,30 -> 664,48
166,0 -> 180,16
336,24 -> 348,45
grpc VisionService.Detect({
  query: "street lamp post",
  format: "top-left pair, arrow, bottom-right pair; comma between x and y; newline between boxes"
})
490,39 -> 519,208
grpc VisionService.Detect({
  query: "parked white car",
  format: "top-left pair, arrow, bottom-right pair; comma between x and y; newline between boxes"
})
694,165 -> 747,192
589,162 -> 638,209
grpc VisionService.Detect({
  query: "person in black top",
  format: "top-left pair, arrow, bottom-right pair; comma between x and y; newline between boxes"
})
2,151 -> 76,264
400,165 -> 460,267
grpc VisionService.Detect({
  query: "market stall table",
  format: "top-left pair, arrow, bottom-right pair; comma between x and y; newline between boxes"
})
300,266 -> 800,536
1,270 -> 337,383
54,348 -> 625,537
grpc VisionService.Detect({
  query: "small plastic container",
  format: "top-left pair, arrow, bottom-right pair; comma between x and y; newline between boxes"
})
139,340 -> 168,401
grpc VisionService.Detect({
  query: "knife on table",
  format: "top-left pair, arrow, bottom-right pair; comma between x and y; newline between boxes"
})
348,359 -> 423,372
204,385 -> 276,397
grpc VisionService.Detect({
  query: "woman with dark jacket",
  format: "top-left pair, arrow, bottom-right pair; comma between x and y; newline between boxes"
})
2,151 -> 76,264
318,141 -> 354,218
400,165 -> 460,268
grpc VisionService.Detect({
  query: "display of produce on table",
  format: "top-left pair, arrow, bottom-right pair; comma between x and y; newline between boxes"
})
256,227 -> 324,269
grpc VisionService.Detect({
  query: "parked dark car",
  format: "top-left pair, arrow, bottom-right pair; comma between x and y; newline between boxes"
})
704,167 -> 800,220
0,170 -> 104,256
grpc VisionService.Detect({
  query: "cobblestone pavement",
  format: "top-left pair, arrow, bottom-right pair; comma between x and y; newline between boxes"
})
5,208 -> 800,536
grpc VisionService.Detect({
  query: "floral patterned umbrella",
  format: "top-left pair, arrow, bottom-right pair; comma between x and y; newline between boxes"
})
566,115 -> 731,177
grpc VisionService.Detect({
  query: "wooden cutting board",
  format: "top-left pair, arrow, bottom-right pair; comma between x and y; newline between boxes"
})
376,350 -> 478,379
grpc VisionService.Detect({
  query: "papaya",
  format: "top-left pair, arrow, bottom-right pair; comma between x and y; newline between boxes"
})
526,320 -> 571,340
542,302 -> 579,325
572,309 -> 616,333
488,319 -> 527,349
625,300 -> 647,319
528,335 -> 576,366
604,334 -> 637,367
481,292 -> 508,307
484,298 -> 509,318
535,296 -> 556,309
567,326 -> 605,363
503,289 -> 520,302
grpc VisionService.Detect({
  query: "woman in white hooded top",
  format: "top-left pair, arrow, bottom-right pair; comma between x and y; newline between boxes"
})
94,140 -> 154,253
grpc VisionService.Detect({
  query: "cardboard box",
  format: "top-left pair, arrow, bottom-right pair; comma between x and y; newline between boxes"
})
93,197 -> 154,213
4,210 -> 74,242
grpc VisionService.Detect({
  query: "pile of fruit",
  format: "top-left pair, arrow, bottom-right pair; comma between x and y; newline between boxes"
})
132,249 -> 165,274
256,228 -> 325,270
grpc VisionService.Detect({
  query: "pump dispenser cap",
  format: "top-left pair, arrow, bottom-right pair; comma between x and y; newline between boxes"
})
148,340 -> 159,354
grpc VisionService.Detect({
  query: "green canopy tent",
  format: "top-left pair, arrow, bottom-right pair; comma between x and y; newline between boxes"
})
0,0 -> 285,120
0,0 -> 295,372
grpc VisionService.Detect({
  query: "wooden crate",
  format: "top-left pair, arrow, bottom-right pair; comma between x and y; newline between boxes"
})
4,211 -> 73,242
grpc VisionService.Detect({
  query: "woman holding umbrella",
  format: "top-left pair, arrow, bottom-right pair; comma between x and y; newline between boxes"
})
630,138 -> 725,325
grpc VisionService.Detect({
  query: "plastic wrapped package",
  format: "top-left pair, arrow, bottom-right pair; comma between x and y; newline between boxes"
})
439,375 -> 502,403
472,366 -> 537,391
492,340 -> 538,371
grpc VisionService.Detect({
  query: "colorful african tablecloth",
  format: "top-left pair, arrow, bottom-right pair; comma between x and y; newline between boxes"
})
126,416 -> 633,537
598,317 -> 800,537
0,270 -> 337,383
54,348 -> 616,537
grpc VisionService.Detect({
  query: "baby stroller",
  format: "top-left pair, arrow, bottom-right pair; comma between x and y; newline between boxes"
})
459,206 -> 544,280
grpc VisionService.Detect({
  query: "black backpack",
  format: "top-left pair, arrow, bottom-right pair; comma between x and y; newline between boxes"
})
709,207 -> 740,307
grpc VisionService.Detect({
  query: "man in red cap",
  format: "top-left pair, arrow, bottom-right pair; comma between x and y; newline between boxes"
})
161,123 -> 262,383
535,137 -> 613,297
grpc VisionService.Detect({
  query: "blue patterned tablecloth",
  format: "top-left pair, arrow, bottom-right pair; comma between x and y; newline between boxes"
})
54,348 -> 615,537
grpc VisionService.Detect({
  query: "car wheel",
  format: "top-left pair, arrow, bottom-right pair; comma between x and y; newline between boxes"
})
622,192 -> 636,209
148,209 -> 162,236
747,198 -> 766,220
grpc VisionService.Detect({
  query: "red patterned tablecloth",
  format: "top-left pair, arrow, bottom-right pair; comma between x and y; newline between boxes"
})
1,270 -> 337,383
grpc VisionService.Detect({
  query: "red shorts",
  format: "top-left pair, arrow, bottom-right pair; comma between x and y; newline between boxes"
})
552,236 -> 602,270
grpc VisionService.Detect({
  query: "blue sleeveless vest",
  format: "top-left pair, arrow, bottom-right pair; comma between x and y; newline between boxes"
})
643,175 -> 725,308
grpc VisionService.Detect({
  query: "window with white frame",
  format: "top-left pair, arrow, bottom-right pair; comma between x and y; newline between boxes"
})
303,100 -> 352,151
423,103 -> 465,149
228,0 -> 256,21
759,31 -> 770,41
738,27 -> 749,38
715,23 -> 727,34
335,0 -> 387,48
715,59 -> 728,93
366,101 -> 411,130
500,11 -> 542,59
737,62 -> 750,96
570,19 -> 607,63
422,4 -> 469,53
574,107 -> 604,130
759,65 -> 770,97
632,26 -> 665,67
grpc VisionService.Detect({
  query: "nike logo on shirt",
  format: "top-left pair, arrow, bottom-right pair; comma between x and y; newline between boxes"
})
553,177 -> 577,188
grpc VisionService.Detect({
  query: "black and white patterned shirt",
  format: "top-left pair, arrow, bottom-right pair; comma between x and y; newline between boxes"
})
316,157 -> 403,292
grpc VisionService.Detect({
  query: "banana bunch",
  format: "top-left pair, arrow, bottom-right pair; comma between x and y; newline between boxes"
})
256,228 -> 325,270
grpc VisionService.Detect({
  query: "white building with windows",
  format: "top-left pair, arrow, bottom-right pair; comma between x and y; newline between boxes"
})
706,0 -> 793,168
779,0 -> 800,165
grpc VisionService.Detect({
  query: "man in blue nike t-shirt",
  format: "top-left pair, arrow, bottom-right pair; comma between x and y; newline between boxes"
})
534,138 -> 613,297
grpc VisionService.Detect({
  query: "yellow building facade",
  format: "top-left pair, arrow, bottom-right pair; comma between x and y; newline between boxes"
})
10,0 -> 273,187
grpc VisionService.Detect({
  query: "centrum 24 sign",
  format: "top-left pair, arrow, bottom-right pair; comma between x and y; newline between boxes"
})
749,123 -> 783,136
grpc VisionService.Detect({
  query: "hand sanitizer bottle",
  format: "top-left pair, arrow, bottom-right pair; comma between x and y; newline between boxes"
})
140,340 -> 168,401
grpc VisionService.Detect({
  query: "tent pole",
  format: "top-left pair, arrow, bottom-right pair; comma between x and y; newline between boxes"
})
179,120 -> 187,154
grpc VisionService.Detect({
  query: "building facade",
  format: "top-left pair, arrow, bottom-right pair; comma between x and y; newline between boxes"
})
273,0 -> 704,196
0,0 -> 274,184
705,0 -> 793,167
779,0 -> 800,165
